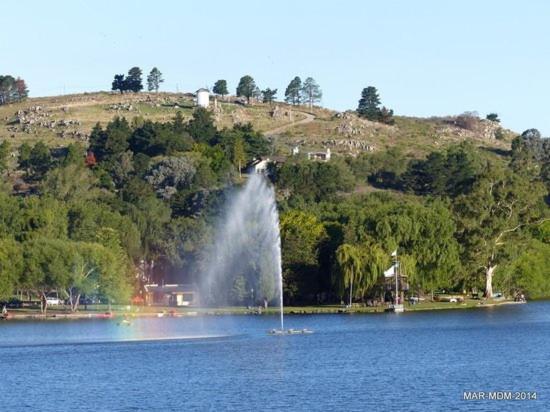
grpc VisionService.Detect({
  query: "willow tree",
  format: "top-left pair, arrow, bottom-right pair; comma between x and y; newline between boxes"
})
335,243 -> 363,306
356,242 -> 388,299
371,199 -> 460,295
0,238 -> 23,300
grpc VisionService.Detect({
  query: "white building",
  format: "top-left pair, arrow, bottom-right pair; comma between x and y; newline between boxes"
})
307,148 -> 331,161
196,88 -> 210,108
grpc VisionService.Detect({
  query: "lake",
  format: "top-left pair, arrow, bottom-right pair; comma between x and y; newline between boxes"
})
1,302 -> 549,411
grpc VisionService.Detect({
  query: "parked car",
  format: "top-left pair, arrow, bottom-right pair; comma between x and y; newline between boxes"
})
1,298 -> 23,308
46,296 -> 63,305
79,296 -> 101,305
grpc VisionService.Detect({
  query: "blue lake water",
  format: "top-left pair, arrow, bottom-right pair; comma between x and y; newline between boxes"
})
1,302 -> 549,411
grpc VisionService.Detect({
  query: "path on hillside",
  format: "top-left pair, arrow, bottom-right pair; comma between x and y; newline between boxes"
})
263,110 -> 315,136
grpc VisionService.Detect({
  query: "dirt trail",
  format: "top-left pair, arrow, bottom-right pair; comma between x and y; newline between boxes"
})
264,110 -> 315,136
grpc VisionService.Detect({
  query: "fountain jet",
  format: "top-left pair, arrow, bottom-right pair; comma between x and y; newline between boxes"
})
201,173 -> 284,331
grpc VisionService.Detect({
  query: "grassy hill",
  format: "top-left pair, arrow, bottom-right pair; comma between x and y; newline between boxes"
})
0,91 -> 515,158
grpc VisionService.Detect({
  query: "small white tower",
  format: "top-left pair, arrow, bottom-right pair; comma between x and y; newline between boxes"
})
196,88 -> 210,108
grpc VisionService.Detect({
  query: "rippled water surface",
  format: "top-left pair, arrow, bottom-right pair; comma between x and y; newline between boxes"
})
1,302 -> 549,411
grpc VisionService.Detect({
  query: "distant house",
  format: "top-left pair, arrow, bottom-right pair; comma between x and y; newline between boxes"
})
144,284 -> 199,307
196,88 -> 210,108
247,156 -> 287,174
307,148 -> 331,161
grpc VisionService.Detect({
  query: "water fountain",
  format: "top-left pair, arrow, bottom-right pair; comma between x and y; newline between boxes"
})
200,172 -> 311,335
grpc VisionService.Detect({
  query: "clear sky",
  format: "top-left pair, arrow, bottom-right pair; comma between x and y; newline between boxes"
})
4,0 -> 550,134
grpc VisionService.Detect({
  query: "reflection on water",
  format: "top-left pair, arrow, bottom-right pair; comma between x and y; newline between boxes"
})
1,302 -> 549,411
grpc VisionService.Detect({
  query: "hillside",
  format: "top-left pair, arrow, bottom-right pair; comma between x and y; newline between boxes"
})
0,91 -> 515,158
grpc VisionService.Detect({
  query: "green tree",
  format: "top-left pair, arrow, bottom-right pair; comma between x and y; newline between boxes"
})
104,116 -> 131,160
357,86 -> 381,120
401,143 -> 483,197
213,80 -> 228,99
62,143 -> 84,167
94,228 -> 132,305
280,210 -> 327,302
261,88 -> 277,105
453,167 -> 548,298
495,239 -> 550,298
42,163 -> 99,202
486,113 -> 500,122
147,67 -> 164,92
111,74 -> 126,94
301,77 -> 322,108
18,142 -> 32,172
335,243 -> 363,306
126,67 -> 143,93
284,76 -> 302,105
236,75 -> 256,104
0,238 -> 23,300
356,242 -> 389,298
185,108 -> 217,144
21,196 -> 68,241
28,141 -> 52,180
0,141 -> 10,173
66,241 -> 128,312
232,137 -> 246,177
22,238 -> 74,313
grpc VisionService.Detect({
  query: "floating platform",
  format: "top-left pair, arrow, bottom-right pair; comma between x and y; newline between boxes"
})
268,328 -> 314,335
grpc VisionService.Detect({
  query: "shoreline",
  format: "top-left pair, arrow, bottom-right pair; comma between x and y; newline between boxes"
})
1,299 -> 528,322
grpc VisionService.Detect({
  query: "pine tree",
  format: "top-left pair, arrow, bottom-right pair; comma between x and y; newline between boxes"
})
236,75 -> 256,104
284,76 -> 302,105
111,74 -> 126,94
261,88 -> 277,105
126,67 -> 143,93
357,86 -> 381,120
213,80 -> 229,99
301,77 -> 322,108
147,67 -> 164,92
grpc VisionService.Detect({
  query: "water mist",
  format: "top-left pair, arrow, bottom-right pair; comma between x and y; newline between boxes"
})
201,173 -> 284,331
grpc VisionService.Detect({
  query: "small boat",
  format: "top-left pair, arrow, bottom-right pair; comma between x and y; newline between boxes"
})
118,319 -> 132,326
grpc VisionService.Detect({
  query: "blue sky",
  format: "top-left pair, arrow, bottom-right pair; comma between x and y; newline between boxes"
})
4,0 -> 550,134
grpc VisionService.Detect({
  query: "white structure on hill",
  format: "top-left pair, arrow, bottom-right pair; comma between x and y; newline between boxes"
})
307,148 -> 331,161
196,88 -> 210,108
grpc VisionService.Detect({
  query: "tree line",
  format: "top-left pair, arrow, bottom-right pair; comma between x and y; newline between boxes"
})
0,108 -> 272,311
108,68 -> 399,127
1,101 -> 548,309
273,135 -> 549,304
112,67 -> 164,93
